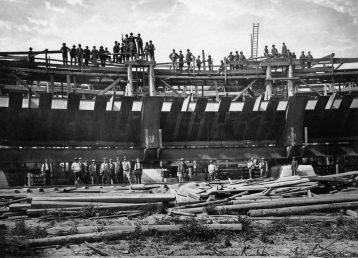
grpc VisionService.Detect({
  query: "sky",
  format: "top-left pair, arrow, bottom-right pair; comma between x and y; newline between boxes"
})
0,0 -> 357,64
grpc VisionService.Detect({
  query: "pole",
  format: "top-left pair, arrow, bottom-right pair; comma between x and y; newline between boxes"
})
47,74 -> 54,93
202,50 -> 206,71
127,64 -> 133,96
287,65 -> 295,97
66,73 -> 71,96
28,87 -> 32,108
304,126 -> 308,146
149,64 -> 155,96
264,66 -> 273,100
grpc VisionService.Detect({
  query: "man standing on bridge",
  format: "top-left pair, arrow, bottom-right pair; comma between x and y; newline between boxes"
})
306,51 -> 313,68
169,49 -> 179,70
178,50 -> 184,71
70,45 -> 77,66
60,43 -> 70,66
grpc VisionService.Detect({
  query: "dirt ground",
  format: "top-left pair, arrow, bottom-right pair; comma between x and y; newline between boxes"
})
1,212 -> 358,257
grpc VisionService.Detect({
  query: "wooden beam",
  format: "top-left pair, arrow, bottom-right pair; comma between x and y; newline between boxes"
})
10,73 -> 40,97
232,79 -> 257,101
160,79 -> 184,98
334,63 -> 344,71
213,80 -> 219,102
98,78 -> 122,95
299,79 -> 323,96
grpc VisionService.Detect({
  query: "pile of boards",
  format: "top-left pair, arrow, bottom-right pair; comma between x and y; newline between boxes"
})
169,171 -> 358,218
0,184 -> 175,220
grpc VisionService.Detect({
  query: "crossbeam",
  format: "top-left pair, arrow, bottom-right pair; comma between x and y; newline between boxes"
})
160,79 -> 185,98
98,78 -> 122,95
232,79 -> 257,101
299,79 -> 323,96
11,73 -> 40,97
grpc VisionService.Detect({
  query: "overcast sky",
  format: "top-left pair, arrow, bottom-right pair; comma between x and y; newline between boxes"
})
0,0 -> 357,64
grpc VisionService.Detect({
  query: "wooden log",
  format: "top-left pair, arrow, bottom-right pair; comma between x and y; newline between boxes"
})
249,201 -> 358,217
32,194 -> 175,203
42,223 -> 242,241
89,211 -> 143,220
248,215 -> 350,221
30,201 -> 163,210
0,197 -> 30,208
9,203 -> 31,212
180,194 -> 358,214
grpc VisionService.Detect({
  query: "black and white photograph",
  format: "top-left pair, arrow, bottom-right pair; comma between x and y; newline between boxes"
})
0,0 -> 357,256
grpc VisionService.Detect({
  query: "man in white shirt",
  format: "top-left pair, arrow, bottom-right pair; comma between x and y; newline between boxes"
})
71,157 -> 81,185
122,156 -> 132,185
41,158 -> 52,186
100,158 -> 110,184
207,160 -> 218,181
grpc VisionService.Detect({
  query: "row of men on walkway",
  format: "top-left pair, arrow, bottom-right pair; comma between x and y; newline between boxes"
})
58,33 -> 155,67
168,49 -> 214,71
41,157 -> 143,186
264,43 -> 314,68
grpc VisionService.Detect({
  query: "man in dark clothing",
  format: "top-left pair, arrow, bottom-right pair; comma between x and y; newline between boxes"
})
207,55 -> 213,71
234,51 -> 240,69
77,44 -> 83,67
282,43 -> 288,58
69,45 -> 77,66
264,45 -> 269,58
178,50 -> 184,71
299,51 -> 306,68
60,43 -> 70,65
228,52 -> 234,70
91,46 -> 99,66
83,46 -> 91,66
28,47 -> 35,67
98,46 -> 106,67
186,49 -> 193,70
129,33 -> 137,53
113,41 -> 119,63
291,157 -> 299,176
136,33 -> 143,56
271,45 -> 278,58
148,40 -> 155,61
306,51 -> 313,68
104,47 -> 111,62
196,56 -> 202,71
169,49 -> 179,70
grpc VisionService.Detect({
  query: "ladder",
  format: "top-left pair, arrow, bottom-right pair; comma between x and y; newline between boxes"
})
251,23 -> 259,59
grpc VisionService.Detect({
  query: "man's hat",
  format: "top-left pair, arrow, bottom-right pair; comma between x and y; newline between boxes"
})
29,47 -> 32,50
78,157 -> 82,160
78,44 -> 81,46
149,40 -> 152,43
180,157 -> 184,160
123,156 -> 127,160
138,33 -> 141,36
187,49 -> 190,51
130,32 -> 133,35
91,159 -> 96,162
103,157 -> 107,160
74,157 -> 78,160
272,44 -> 275,47
179,50 -> 182,52
208,55 -> 211,57
63,43 -> 66,45
72,45 -> 76,47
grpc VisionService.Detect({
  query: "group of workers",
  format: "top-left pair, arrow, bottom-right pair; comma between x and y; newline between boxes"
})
264,43 -> 314,68
168,49 -> 214,72
57,33 -> 155,67
41,157 -> 143,186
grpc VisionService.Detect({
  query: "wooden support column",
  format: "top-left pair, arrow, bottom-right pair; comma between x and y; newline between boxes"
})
287,65 -> 296,97
224,58 -> 227,84
28,87 -> 32,108
149,64 -> 155,96
73,76 -> 78,93
202,50 -> 206,71
66,73 -> 71,95
264,66 -> 273,100
47,74 -> 54,93
127,64 -> 133,96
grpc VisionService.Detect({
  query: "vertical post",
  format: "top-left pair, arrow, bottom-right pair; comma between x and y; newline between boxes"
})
323,84 -> 327,96
66,73 -> 71,96
265,66 -> 273,100
61,82 -> 64,98
45,49 -> 48,71
195,85 -> 198,96
149,64 -> 155,96
304,126 -> 308,146
145,129 -> 149,149
192,58 -> 195,75
47,74 -> 54,93
202,84 -> 204,97
28,87 -> 32,108
159,129 -> 163,148
224,58 -> 227,84
183,85 -> 187,98
127,64 -> 133,96
73,76 -> 77,92
202,50 -> 206,71
287,64 -> 295,97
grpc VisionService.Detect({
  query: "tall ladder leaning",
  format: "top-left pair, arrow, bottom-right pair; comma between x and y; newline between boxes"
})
251,23 -> 259,59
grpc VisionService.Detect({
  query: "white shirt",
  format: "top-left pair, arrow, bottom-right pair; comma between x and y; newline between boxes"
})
71,162 -> 81,173
208,164 -> 217,174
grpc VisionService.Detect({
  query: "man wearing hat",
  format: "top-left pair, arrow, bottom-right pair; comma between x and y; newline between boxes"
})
207,55 -> 213,71
133,158 -> 143,184
259,158 -> 267,177
186,49 -> 193,70
122,156 -> 132,185
169,49 -> 179,70
271,45 -> 278,58
71,157 -> 81,185
177,158 -> 186,183
281,43 -> 287,58
178,50 -> 184,71
109,159 -> 116,185
136,33 -> 143,56
28,47 -> 35,65
60,43 -> 70,65
83,46 -> 91,66
88,160 -> 97,185
100,158 -> 110,184
148,40 -> 155,61
76,44 -> 84,67
69,44 -> 77,66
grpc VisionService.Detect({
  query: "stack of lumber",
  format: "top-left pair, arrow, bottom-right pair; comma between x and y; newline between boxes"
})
169,171 -> 358,218
0,185 -> 176,219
